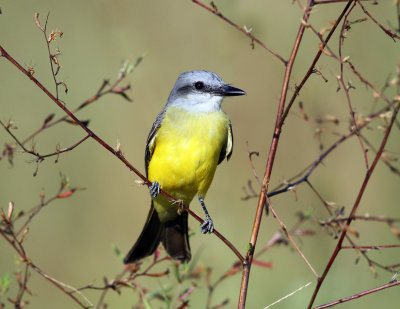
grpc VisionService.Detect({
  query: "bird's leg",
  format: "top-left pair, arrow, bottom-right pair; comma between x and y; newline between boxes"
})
149,181 -> 161,198
198,195 -> 214,234
172,199 -> 184,215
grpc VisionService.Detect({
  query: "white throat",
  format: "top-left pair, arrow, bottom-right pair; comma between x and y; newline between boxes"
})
167,94 -> 223,113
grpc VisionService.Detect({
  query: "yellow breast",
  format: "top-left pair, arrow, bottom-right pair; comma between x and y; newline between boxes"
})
148,106 -> 229,222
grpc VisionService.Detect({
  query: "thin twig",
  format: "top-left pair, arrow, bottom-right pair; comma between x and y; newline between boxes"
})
314,0 -> 368,3
0,50 -> 138,163
280,0 -> 356,124
92,257 -> 170,308
313,280 -> 400,309
320,215 -> 400,224
191,0 -> 287,65
265,196 -> 319,278
14,187 -> 78,237
267,105 -> 391,199
245,142 -> 262,187
302,10 -> 394,107
356,0 -> 400,40
341,244 -> 400,250
35,13 -> 62,99
264,282 -> 312,309
307,101 -> 400,308
0,119 -> 90,164
337,1 -> 369,169
0,228 -> 91,308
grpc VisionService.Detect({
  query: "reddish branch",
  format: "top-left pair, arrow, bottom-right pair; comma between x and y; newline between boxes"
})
280,0 -> 356,123
320,215 -> 400,224
337,2 -> 369,169
78,257 -> 171,308
0,212 -> 90,308
238,1 -> 315,307
341,244 -> 400,250
356,0 -> 400,41
314,280 -> 400,309
191,0 -> 287,65
314,0 -> 367,3
266,103 -> 390,199
307,101 -> 400,308
0,70 -> 133,164
303,18 -> 394,107
0,119 -> 90,171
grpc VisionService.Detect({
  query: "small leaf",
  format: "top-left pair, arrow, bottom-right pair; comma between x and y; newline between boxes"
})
59,172 -> 70,189
64,119 -> 90,127
117,280 -> 129,287
0,271 -> 11,293
131,52 -> 148,72
172,262 -> 181,282
57,189 -> 76,199
7,201 -> 14,222
111,244 -> 124,260
142,295 -> 153,309
347,227 -> 360,238
390,272 -> 399,283
292,229 -> 315,236
369,263 -> 377,277
303,207 -> 314,219
42,113 -> 55,127
389,223 -> 400,239
112,91 -> 132,102
253,259 -> 273,268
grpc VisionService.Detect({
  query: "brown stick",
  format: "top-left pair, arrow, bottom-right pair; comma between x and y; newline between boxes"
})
237,1 -> 315,308
307,101 -> 400,308
191,0 -> 287,65
314,280 -> 400,309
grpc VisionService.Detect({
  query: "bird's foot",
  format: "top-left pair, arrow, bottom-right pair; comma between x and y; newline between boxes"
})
200,215 -> 214,234
174,199 -> 184,215
149,181 -> 161,198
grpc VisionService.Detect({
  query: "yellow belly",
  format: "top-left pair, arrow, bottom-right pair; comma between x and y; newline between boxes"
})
148,106 -> 229,222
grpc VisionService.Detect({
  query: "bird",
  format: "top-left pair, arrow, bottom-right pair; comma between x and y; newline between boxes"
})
124,70 -> 245,264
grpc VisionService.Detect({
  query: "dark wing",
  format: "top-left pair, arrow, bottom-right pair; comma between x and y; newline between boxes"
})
217,119 -> 233,165
145,109 -> 166,176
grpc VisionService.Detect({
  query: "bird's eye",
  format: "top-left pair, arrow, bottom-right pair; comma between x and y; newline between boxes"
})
194,81 -> 204,90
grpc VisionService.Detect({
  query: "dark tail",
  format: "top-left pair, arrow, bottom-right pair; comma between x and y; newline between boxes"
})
124,203 -> 191,264
162,211 -> 191,262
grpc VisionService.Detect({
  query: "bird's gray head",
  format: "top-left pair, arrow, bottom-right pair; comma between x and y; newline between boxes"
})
166,70 -> 245,112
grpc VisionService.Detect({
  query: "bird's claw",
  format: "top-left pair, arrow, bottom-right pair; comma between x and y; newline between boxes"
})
149,181 -> 161,198
200,216 -> 214,234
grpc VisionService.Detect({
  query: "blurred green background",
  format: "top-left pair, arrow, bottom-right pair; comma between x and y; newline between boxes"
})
1,1 -> 400,308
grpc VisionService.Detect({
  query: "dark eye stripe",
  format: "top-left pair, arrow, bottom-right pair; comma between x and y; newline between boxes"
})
176,85 -> 192,95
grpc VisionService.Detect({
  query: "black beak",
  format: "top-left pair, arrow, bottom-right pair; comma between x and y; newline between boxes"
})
214,84 -> 246,96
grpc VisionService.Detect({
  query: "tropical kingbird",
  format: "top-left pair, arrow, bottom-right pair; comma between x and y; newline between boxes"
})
124,71 -> 245,263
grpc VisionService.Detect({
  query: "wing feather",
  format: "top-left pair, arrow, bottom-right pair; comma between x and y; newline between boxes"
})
218,119 -> 233,165
145,110 -> 166,176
